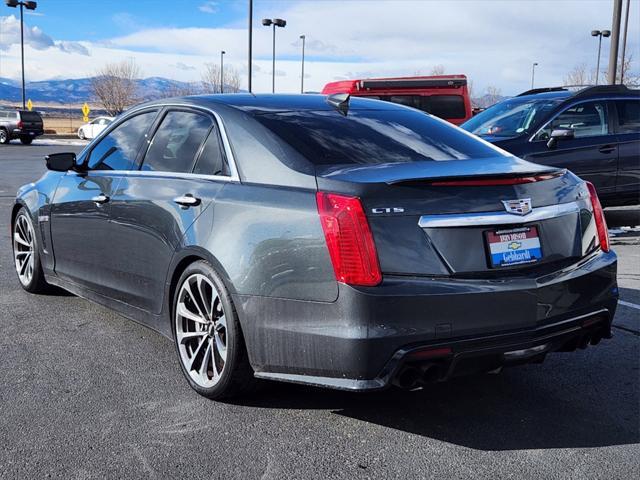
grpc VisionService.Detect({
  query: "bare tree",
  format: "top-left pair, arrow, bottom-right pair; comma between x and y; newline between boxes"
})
202,63 -> 222,93
91,59 -> 141,115
202,63 -> 242,93
619,53 -> 639,85
430,64 -> 445,76
563,63 -> 595,86
484,85 -> 502,107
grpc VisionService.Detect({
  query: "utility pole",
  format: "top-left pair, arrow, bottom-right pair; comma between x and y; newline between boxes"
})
620,0 -> 630,84
607,0 -> 623,84
300,35 -> 306,94
248,0 -> 253,93
220,50 -> 225,94
531,62 -> 538,89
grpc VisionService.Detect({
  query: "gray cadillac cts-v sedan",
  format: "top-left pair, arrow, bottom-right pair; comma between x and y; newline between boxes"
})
12,94 -> 618,398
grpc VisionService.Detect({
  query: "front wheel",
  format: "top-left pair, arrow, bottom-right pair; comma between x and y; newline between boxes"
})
13,208 -> 50,293
78,129 -> 85,140
173,260 -> 256,399
20,136 -> 33,145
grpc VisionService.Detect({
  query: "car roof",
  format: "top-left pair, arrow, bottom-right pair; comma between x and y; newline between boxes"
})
138,94 -> 405,115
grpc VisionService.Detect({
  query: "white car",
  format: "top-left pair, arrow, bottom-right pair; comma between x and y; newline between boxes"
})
77,116 -> 114,140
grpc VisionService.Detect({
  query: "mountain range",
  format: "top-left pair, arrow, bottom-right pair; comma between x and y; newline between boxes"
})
0,77 -> 205,105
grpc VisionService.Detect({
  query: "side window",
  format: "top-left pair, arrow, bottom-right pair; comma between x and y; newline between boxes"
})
193,125 -> 229,176
535,101 -> 609,140
423,95 -> 467,119
87,111 -> 157,171
616,100 -> 640,134
141,110 -> 212,173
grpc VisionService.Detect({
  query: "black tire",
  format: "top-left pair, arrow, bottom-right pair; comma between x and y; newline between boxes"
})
0,128 -> 9,145
78,129 -> 85,140
20,136 -> 33,145
172,260 -> 256,399
12,208 -> 50,293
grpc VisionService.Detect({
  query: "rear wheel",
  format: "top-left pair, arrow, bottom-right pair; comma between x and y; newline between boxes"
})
20,136 -> 33,145
173,260 -> 256,399
0,128 -> 9,144
13,208 -> 49,293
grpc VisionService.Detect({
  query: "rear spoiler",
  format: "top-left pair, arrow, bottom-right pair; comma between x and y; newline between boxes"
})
360,77 -> 467,90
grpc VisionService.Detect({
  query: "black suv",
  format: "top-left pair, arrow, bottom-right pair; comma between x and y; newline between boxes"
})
462,85 -> 640,206
0,109 -> 44,145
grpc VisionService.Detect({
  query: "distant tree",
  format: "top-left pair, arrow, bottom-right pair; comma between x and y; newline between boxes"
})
202,63 -> 241,93
619,53 -> 639,85
467,79 -> 475,104
484,85 -> 502,106
430,64 -> 445,76
563,63 -> 595,86
91,59 -> 141,115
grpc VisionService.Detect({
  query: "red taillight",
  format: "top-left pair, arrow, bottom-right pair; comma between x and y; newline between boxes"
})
429,172 -> 563,187
586,182 -> 610,253
316,192 -> 382,286
17,120 -> 23,129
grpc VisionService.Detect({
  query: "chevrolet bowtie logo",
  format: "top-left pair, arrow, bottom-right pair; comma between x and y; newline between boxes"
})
508,242 -> 522,250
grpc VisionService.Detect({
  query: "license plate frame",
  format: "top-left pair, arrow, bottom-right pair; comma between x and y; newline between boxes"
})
484,226 -> 543,268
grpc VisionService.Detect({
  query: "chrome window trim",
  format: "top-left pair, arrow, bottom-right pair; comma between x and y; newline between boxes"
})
79,102 -> 240,182
68,169 -> 237,183
527,96 -> 639,143
418,200 -> 586,228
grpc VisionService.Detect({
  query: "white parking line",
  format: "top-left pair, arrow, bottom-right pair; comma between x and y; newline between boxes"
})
619,300 -> 640,311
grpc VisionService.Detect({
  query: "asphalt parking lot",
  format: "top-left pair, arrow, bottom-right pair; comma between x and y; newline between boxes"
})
1,143 -> 638,479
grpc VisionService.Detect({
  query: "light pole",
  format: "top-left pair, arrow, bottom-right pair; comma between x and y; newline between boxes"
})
5,0 -> 37,109
262,18 -> 286,93
220,50 -> 225,94
300,34 -> 306,94
591,29 -> 611,85
531,62 -> 538,89
248,0 -> 253,93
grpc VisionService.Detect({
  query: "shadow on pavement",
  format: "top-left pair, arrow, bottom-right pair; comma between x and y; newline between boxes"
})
230,342 -> 639,451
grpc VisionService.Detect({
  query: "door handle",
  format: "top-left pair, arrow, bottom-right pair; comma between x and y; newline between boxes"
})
599,145 -> 616,154
92,193 -> 109,205
173,194 -> 201,207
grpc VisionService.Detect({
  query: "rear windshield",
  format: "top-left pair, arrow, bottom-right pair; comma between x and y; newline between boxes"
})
254,109 -> 503,166
20,111 -> 43,122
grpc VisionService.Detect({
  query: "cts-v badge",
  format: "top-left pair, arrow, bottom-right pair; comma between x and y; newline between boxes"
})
502,198 -> 533,216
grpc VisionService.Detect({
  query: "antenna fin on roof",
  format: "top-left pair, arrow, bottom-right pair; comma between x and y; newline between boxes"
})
327,93 -> 350,116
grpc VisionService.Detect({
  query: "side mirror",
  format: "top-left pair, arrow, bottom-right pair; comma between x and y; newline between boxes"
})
546,128 -> 575,149
45,152 -> 76,172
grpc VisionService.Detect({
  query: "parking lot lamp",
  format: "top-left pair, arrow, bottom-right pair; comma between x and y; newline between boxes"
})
5,0 -> 37,109
531,62 -> 538,89
591,29 -> 611,85
220,50 -> 226,94
300,35 -> 306,94
262,18 -> 287,93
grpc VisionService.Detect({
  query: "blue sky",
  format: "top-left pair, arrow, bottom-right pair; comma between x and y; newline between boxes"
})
1,0 -> 639,95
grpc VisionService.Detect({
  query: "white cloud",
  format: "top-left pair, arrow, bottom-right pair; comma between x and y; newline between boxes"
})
199,2 -> 219,14
0,15 -> 54,51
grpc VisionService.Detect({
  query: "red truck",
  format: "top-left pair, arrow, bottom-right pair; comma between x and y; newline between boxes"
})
321,74 -> 472,125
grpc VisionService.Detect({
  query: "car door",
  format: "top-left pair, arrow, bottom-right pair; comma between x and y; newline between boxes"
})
107,107 -> 232,315
612,98 -> 640,202
49,109 -> 159,295
524,100 -> 617,198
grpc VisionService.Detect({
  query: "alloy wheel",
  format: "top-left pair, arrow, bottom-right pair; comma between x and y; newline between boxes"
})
0,130 -> 7,144
175,273 -> 228,387
13,214 -> 35,286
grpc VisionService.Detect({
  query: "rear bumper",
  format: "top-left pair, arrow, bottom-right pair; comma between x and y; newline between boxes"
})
11,129 -> 44,138
235,250 -> 618,390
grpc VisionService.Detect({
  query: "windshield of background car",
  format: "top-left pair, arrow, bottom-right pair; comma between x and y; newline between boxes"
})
254,109 -> 503,166
462,97 -> 563,137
